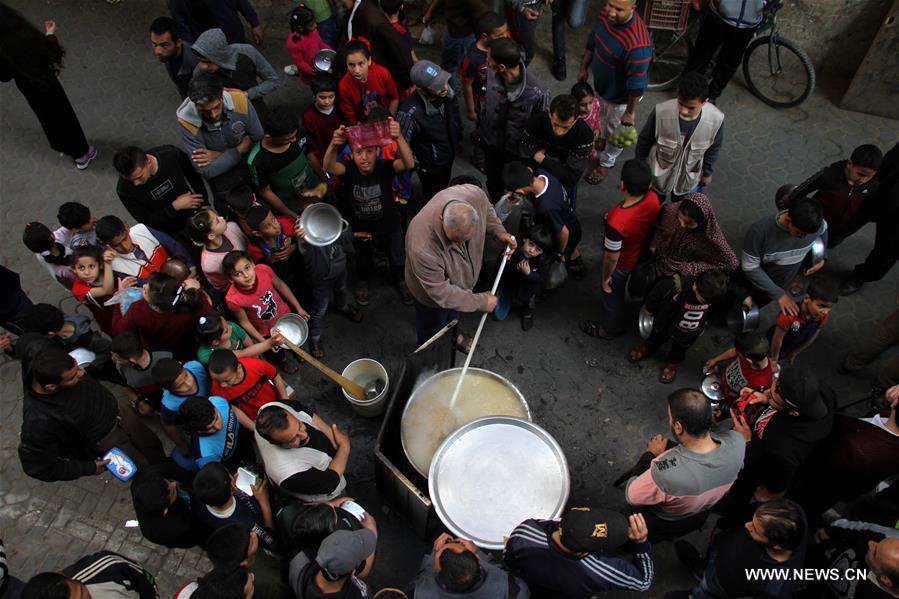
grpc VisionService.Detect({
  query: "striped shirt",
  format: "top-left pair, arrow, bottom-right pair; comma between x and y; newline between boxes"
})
585,13 -> 653,104
503,519 -> 653,597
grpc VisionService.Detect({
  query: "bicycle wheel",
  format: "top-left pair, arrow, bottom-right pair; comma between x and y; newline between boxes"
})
648,29 -> 693,91
742,35 -> 815,108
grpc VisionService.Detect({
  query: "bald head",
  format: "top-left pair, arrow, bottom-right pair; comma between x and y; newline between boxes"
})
441,201 -> 479,243
606,0 -> 637,23
870,538 -> 899,590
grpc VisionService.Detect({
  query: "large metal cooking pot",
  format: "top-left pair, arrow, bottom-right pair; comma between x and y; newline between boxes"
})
726,303 -> 760,334
400,368 -> 531,478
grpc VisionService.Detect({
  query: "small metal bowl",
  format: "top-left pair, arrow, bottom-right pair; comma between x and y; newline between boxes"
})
701,373 -> 724,404
726,303 -> 760,334
638,305 -> 654,340
299,203 -> 347,247
313,49 -> 336,73
274,313 -> 308,349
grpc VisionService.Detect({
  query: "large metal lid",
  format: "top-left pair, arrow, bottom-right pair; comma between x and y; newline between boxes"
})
428,416 -> 569,550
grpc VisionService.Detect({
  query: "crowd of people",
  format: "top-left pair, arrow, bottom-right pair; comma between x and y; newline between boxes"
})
1,0 -> 899,597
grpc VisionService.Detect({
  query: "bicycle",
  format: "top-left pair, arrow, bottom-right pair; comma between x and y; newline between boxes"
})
644,0 -> 815,108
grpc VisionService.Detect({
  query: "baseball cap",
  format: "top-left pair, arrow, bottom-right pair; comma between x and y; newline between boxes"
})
559,507 -> 628,553
776,367 -> 827,420
316,529 -> 377,578
411,61 -> 453,98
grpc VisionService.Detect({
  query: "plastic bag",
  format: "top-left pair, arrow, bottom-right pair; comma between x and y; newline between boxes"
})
346,121 -> 393,150
609,123 -> 638,148
104,286 -> 143,315
419,24 -> 438,46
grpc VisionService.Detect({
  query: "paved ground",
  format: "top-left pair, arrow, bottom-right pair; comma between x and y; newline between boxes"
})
1,0 -> 897,597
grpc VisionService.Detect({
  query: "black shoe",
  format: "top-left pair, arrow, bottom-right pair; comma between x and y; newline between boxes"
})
674,540 -> 704,582
840,275 -> 864,296
551,58 -> 566,81
521,310 -> 534,331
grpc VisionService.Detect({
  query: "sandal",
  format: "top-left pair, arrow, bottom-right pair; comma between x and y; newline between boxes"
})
581,320 -> 615,340
337,305 -> 364,323
454,333 -> 473,354
311,339 -> 324,359
628,343 -> 652,363
277,350 -> 300,374
585,165 -> 610,185
354,287 -> 369,306
659,363 -> 678,384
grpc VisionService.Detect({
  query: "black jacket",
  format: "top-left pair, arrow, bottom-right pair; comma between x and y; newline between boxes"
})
340,0 -> 415,88
18,371 -> 118,482
397,91 -> 462,169
521,111 -> 593,190
62,551 -> 159,598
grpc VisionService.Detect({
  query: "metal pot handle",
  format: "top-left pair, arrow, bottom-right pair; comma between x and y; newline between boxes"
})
341,218 -> 349,232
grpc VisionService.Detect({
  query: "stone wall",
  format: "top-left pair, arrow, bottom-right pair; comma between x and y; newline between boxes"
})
758,0 -> 892,85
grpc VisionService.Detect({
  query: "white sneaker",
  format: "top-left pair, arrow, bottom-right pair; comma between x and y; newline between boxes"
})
284,64 -> 299,76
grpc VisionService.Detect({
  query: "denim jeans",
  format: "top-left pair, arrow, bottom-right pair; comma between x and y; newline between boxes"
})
598,97 -> 628,167
316,16 -> 338,48
308,270 -> 350,339
515,0 -> 588,63
441,33 -> 476,92
690,570 -> 728,599
414,300 -> 459,346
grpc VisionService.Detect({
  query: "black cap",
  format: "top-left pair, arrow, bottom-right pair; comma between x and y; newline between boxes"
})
559,507 -> 628,553
777,367 -> 827,420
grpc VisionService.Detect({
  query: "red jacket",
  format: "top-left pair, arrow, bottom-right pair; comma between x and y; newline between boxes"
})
338,62 -> 399,125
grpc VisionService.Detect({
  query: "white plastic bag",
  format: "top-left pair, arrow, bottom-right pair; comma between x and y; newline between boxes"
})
609,123 -> 638,148
419,24 -> 438,46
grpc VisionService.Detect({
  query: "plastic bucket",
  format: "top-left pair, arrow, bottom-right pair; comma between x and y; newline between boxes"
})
341,359 -> 389,417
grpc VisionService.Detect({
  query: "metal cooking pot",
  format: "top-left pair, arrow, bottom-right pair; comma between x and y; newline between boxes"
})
299,203 -> 348,247
806,238 -> 826,268
274,313 -> 308,348
400,368 -> 530,478
638,305 -> 654,340
726,303 -> 760,334
701,373 -> 724,409
313,49 -> 337,73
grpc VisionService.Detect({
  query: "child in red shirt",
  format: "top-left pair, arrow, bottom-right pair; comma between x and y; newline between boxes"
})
222,250 -> 309,373
705,331 -> 777,411
70,245 -> 130,335
286,5 -> 331,84
338,39 -> 399,125
208,349 -> 290,430
768,276 -> 838,367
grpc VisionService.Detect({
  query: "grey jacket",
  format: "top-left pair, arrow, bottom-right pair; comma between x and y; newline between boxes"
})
176,89 -> 263,179
478,63 -> 549,155
191,28 -> 279,100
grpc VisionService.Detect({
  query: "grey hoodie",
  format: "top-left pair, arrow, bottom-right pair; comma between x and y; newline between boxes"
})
191,28 -> 279,101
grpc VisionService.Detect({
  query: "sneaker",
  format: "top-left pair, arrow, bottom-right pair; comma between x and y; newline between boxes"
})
551,58 -> 567,81
284,64 -> 299,76
840,275 -> 864,296
74,146 -> 98,170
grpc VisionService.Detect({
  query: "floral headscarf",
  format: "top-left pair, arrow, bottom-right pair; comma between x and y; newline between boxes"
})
652,192 -> 738,278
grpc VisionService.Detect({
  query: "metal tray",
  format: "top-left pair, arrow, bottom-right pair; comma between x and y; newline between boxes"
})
428,416 -> 569,550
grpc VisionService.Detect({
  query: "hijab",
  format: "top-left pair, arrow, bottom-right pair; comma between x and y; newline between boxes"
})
652,192 -> 738,277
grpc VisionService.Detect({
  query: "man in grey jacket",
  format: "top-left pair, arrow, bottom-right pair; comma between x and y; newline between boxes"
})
177,72 -> 263,212
479,37 -> 549,203
191,27 -> 279,116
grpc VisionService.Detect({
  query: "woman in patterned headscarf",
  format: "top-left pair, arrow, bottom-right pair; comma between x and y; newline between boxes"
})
651,192 -> 738,278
